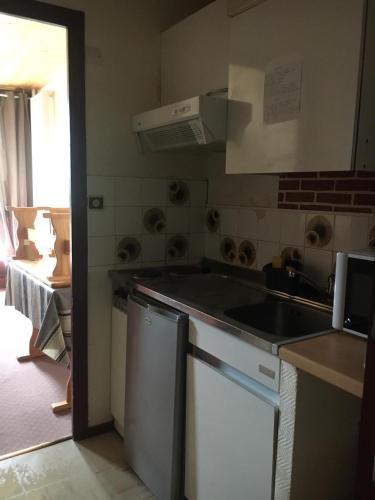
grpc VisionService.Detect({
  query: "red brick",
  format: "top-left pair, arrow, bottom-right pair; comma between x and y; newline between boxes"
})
354,194 -> 375,206
319,171 -> 355,178
278,192 -> 284,202
301,180 -> 334,191
316,193 -> 351,204
285,192 -> 315,203
284,172 -> 318,178
279,180 -> 300,190
300,204 -> 332,211
336,179 -> 375,191
357,171 -> 375,177
334,206 -> 372,213
278,203 -> 299,209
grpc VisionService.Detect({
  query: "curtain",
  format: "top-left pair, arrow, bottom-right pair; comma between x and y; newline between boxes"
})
0,91 -> 32,262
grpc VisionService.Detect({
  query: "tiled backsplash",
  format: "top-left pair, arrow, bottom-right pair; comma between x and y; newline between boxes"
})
279,170 -> 375,213
87,175 -> 207,268
88,174 -> 375,286
205,205 -> 375,286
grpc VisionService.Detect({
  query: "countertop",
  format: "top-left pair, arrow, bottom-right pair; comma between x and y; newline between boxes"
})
110,263 -> 333,355
279,332 -> 367,398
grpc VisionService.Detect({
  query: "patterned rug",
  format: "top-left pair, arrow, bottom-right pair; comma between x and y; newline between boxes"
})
0,296 -> 71,457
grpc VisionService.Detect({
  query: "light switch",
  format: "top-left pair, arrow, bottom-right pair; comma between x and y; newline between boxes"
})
88,196 -> 104,209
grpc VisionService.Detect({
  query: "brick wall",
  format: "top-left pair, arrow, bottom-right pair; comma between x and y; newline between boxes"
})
278,171 -> 375,213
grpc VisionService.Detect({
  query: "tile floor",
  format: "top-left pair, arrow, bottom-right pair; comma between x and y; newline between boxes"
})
0,432 -> 156,499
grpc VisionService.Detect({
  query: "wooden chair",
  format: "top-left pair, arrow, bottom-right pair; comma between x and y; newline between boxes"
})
43,210 -> 71,285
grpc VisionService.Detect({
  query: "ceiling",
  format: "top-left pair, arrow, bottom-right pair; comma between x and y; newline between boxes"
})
0,13 -> 67,90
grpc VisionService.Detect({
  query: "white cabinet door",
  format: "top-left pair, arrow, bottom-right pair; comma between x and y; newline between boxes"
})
185,355 -> 277,500
111,306 -> 127,437
161,0 -> 230,104
226,0 -> 364,174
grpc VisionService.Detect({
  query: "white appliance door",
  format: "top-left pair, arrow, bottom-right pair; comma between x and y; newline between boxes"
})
185,354 -> 278,500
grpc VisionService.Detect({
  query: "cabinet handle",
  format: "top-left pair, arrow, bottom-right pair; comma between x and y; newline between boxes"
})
259,364 -> 275,380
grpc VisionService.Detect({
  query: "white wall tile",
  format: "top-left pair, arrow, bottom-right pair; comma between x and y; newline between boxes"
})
189,180 -> 207,206
142,207 -> 166,234
304,248 -> 333,287
142,234 -> 166,261
141,178 -> 167,206
190,234 -> 205,260
87,176 -> 115,207
257,209 -> 281,242
166,207 -> 190,234
88,236 -> 115,267
305,212 -> 334,250
205,233 -> 220,261
88,207 -> 115,236
235,237 -> 257,269
237,208 -> 258,239
115,207 -> 142,235
333,215 -> 368,252
189,207 -> 206,233
114,177 -> 142,206
220,208 -> 238,236
256,241 -> 280,271
115,235 -> 142,266
280,211 -> 306,246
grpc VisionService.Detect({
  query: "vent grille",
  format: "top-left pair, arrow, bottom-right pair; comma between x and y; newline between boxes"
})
138,119 -> 207,152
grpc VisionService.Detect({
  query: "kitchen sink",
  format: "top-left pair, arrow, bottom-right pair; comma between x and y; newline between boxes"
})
224,300 -> 332,338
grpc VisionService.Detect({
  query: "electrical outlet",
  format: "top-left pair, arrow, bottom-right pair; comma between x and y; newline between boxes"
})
88,196 -> 104,209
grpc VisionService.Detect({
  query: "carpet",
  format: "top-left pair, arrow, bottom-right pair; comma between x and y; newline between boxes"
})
0,298 -> 71,457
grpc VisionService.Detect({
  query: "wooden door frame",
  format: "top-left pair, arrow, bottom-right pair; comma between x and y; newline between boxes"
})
0,0 -> 88,439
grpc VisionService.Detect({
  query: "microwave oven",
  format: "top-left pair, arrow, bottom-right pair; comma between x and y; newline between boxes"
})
333,250 -> 375,338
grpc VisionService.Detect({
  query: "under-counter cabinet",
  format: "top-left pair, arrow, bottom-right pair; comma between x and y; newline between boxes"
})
186,317 -> 280,500
185,355 -> 277,500
110,305 -> 127,437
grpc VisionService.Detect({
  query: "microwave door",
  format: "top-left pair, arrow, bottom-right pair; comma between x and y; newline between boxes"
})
343,257 -> 375,337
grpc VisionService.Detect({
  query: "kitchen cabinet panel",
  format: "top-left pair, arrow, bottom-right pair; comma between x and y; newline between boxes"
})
226,0 -> 369,174
185,354 -> 277,500
227,0 -> 267,17
111,306 -> 127,437
161,0 -> 230,104
275,361 -> 361,500
189,316 -> 280,391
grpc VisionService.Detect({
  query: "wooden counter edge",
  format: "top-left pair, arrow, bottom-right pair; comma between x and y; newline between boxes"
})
279,332 -> 366,399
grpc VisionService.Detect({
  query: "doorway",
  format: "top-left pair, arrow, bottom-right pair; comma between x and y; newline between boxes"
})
0,0 -> 87,454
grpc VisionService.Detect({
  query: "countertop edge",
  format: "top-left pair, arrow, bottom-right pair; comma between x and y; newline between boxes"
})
279,332 -> 366,399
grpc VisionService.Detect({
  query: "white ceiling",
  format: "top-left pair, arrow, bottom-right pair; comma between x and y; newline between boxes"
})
0,13 -> 67,90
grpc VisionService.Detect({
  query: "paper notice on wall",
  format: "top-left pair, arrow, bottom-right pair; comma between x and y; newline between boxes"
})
263,60 -> 302,124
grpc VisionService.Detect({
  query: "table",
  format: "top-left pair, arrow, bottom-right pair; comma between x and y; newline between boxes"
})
5,260 -> 72,413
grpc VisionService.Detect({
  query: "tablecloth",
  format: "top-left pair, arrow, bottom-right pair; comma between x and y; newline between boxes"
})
5,261 -> 72,367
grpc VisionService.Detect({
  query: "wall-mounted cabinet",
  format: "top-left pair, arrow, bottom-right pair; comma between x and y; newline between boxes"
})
161,0 -> 230,104
227,0 -> 268,17
226,0 -> 374,174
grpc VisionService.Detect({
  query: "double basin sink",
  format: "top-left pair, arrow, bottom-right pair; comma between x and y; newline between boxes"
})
224,300 -> 332,339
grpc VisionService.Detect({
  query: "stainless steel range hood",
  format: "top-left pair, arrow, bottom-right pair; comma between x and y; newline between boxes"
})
132,96 -> 227,153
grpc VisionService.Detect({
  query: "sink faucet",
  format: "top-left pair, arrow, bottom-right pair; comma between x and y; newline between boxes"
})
287,268 -> 333,302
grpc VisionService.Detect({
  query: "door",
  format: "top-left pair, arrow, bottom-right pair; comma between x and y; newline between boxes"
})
185,354 -> 277,500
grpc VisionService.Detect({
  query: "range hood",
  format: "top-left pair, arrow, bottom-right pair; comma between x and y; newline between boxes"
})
132,96 -> 227,153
